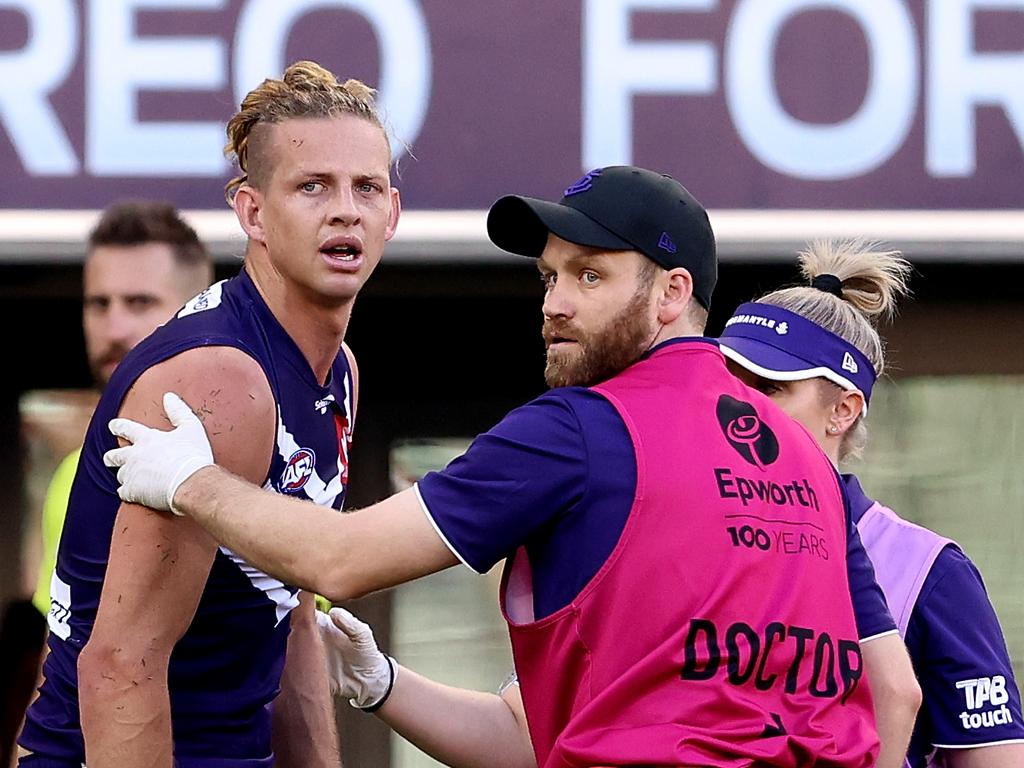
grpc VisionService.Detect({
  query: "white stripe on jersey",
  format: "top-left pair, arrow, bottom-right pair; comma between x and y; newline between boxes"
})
177,279 -> 227,318
221,536 -> 300,627
217,388 -> 349,626
275,405 -> 345,508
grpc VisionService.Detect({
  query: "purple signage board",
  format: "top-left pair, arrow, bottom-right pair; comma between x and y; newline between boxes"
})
0,0 -> 1022,210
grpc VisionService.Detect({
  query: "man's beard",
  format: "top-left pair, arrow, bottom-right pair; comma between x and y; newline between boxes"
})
89,345 -> 131,387
543,288 -> 657,388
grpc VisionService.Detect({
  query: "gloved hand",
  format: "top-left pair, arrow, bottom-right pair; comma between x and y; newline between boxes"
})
316,607 -> 397,710
104,392 -> 215,515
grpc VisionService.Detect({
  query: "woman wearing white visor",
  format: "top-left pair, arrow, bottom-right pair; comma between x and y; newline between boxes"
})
719,240 -> 1024,768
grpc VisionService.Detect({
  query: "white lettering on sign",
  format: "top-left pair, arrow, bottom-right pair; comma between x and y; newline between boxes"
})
86,0 -> 228,176
927,0 -> 1024,176
582,0 -> 717,169
0,0 -> 80,174
726,0 -> 918,179
233,0 -> 431,161
0,0 -> 431,177
580,0 -> 1024,180
0,0 -> 1021,183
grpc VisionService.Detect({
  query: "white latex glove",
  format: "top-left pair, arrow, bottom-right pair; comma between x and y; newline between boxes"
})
104,392 -> 215,515
316,607 -> 397,710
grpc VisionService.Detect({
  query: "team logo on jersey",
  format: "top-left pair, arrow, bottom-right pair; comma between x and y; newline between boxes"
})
956,676 -> 1014,730
314,394 -> 336,414
841,352 -> 859,374
281,448 -> 316,492
716,395 -> 779,470
177,279 -> 226,318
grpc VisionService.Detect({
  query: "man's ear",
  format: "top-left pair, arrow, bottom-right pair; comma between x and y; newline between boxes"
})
232,185 -> 266,246
656,267 -> 695,325
384,186 -> 402,242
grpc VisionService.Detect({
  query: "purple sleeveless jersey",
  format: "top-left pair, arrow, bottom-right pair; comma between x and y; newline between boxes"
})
847,475 -> 1024,766
20,269 -> 354,767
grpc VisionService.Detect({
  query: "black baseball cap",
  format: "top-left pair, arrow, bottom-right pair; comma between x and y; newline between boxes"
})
486,165 -> 717,308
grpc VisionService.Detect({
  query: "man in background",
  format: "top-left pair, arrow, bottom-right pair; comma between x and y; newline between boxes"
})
0,203 -> 212,767
21,60 -> 394,767
32,201 -> 214,618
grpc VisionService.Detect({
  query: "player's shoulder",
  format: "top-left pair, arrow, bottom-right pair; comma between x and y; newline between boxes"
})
531,385 -> 609,408
335,340 -> 358,385
107,273 -> 266,390
905,542 -> 997,650
119,346 -> 276,478
113,344 -> 271,444
128,345 -> 271,411
175,277 -> 235,322
918,542 -> 981,602
518,386 -> 623,430
491,387 -> 632,466
114,278 -> 248,369
340,340 -> 356,367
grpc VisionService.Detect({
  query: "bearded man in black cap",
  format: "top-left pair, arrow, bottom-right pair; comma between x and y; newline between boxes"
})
103,166 -> 900,768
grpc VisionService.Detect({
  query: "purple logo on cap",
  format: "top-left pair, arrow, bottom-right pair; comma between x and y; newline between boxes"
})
658,232 -> 677,254
564,168 -> 602,197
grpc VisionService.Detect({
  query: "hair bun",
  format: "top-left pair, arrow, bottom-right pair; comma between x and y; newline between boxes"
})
798,238 -> 911,322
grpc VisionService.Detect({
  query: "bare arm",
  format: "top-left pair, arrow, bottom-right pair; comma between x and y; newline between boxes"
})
376,671 -> 535,768
273,593 -> 340,767
80,346 -> 275,767
78,502 -> 218,767
318,606 -> 534,768
174,474 -> 457,601
148,341 -> 455,599
861,632 -> 921,768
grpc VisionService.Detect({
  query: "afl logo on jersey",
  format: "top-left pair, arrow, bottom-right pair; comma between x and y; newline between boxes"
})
716,395 -> 779,470
281,448 -> 316,492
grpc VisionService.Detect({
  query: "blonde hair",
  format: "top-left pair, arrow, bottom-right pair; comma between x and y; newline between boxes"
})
758,238 -> 911,461
224,61 -> 385,203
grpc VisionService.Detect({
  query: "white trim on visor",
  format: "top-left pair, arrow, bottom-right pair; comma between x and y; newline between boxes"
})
719,343 -> 869,415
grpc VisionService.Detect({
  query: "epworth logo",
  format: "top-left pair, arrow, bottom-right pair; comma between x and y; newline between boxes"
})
716,395 -> 779,470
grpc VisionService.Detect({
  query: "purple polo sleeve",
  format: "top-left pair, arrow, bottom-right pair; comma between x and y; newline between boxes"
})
906,546 -> 1024,753
840,479 -> 898,641
415,391 -> 590,574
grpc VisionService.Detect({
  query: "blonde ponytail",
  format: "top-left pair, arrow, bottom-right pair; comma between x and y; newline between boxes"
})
757,239 -> 911,460
795,238 -> 910,323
